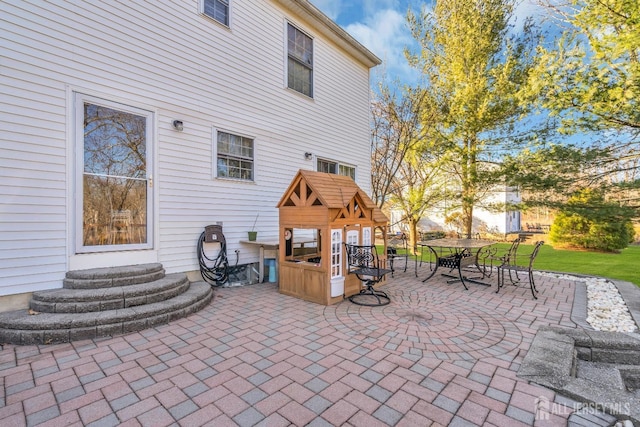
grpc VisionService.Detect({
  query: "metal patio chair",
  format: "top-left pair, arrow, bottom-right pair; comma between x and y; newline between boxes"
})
481,237 -> 521,278
387,233 -> 409,277
496,241 -> 544,299
344,243 -> 393,306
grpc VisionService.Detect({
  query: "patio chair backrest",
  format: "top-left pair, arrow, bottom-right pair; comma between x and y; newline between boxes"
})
496,240 -> 545,299
344,243 -> 379,273
503,237 -> 521,265
387,233 -> 409,276
526,241 -> 544,268
387,233 -> 407,253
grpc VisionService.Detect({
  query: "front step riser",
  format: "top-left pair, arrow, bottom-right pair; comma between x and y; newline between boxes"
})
0,289 -> 213,345
64,263 -> 164,280
36,275 -> 188,303
31,275 -> 189,309
63,270 -> 166,289
30,280 -> 191,313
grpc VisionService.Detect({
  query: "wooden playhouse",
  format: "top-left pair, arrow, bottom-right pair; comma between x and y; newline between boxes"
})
277,170 -> 389,305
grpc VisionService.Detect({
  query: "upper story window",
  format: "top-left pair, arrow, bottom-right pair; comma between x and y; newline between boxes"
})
317,158 -> 355,180
203,0 -> 229,26
216,130 -> 254,181
287,23 -> 313,97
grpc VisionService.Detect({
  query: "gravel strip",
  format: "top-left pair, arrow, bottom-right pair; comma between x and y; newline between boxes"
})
541,272 -> 638,333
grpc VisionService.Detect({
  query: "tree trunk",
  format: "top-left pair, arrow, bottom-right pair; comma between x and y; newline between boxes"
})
461,139 -> 476,239
407,216 -> 420,255
462,203 -> 473,238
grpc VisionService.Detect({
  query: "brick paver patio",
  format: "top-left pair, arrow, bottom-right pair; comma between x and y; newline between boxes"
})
0,263 -> 614,426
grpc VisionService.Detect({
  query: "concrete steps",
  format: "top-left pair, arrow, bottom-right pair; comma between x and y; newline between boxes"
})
62,263 -> 166,289
0,264 -> 213,345
30,274 -> 191,313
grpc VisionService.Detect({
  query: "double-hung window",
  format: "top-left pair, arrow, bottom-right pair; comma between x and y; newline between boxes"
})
216,131 -> 254,181
287,23 -> 313,97
317,158 -> 355,180
203,0 -> 229,26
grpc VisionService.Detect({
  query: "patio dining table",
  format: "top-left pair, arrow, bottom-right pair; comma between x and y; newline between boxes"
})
417,238 -> 496,290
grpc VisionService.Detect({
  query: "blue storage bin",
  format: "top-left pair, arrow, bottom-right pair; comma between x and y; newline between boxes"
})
265,258 -> 277,282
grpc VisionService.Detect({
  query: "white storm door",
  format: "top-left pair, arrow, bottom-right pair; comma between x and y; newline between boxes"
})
75,94 -> 154,252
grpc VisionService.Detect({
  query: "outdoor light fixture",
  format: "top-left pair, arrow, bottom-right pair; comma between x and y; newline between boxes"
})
304,152 -> 313,160
172,120 -> 184,131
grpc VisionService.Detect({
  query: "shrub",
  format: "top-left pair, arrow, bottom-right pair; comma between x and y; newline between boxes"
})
626,222 -> 636,243
549,189 -> 634,252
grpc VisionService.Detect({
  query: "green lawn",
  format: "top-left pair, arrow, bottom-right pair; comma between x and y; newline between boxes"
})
392,242 -> 640,286
490,242 -> 640,286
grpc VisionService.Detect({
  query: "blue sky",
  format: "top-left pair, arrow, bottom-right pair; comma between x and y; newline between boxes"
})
310,0 -> 548,86
311,0 -> 418,84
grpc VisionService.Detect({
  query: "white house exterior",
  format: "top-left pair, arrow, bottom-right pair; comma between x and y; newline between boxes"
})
0,0 -> 380,301
473,185 -> 521,235
405,184 -> 521,237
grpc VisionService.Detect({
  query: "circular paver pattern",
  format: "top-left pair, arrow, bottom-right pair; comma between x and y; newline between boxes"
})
324,286 -> 523,361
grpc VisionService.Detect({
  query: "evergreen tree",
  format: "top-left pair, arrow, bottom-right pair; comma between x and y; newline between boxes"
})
406,0 -> 544,237
510,0 -> 640,220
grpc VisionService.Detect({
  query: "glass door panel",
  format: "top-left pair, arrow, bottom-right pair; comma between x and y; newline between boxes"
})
77,95 -> 152,251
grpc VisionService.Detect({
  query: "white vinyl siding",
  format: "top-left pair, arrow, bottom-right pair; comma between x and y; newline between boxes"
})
0,0 -> 375,295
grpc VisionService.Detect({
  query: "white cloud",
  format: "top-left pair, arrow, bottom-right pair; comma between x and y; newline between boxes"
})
311,0 -> 343,21
345,9 -> 420,86
361,0 -> 402,18
310,0 -> 422,85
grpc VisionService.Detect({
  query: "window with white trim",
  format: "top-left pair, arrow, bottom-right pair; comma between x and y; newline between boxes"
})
331,229 -> 343,278
202,0 -> 229,26
362,227 -> 372,246
215,130 -> 254,181
75,94 -> 154,252
317,158 -> 355,179
346,230 -> 359,245
287,23 -> 313,97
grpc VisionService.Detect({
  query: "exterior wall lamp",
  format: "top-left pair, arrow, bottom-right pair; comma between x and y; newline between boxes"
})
304,152 -> 313,160
172,120 -> 184,131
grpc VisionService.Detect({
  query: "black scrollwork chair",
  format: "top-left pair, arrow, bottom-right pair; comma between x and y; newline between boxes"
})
482,237 -> 521,278
344,243 -> 393,306
496,241 -> 544,299
387,233 -> 408,277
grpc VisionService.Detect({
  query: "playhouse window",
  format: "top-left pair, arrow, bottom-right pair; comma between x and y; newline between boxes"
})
362,227 -> 372,245
331,229 -> 342,278
285,228 -> 320,264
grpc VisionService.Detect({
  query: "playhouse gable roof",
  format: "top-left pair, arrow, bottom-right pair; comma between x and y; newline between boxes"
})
277,170 -> 388,223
